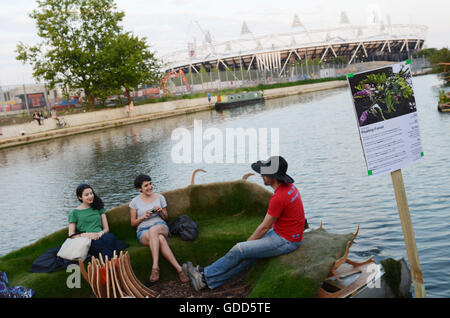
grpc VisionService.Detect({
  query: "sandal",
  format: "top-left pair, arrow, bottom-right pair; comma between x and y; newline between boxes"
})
150,268 -> 160,283
178,270 -> 189,283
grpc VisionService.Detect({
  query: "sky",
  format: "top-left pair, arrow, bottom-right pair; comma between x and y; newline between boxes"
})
0,0 -> 449,86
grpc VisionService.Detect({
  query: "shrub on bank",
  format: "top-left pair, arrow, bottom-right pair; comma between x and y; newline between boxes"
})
133,76 -> 347,106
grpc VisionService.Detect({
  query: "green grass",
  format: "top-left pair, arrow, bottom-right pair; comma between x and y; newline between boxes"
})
0,214 -> 260,298
0,180 -> 354,298
132,76 -> 346,106
248,259 -> 318,298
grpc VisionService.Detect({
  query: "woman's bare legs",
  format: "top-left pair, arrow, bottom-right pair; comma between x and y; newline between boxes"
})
157,234 -> 182,272
141,225 -> 164,269
141,224 -> 186,281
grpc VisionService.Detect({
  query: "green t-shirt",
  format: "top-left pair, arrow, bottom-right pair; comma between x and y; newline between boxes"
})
68,207 -> 106,233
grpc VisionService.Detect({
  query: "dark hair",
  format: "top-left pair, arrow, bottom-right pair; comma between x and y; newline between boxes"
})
262,174 -> 286,183
134,174 -> 152,189
76,184 -> 104,211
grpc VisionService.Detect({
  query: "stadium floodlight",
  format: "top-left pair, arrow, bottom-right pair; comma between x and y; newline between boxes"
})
292,14 -> 304,28
240,21 -> 251,36
340,11 -> 351,25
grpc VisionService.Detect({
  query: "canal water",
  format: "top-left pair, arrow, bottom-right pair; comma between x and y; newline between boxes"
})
0,74 -> 448,297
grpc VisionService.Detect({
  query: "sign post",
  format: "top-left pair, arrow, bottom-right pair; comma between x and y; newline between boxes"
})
347,60 -> 426,297
391,169 -> 426,297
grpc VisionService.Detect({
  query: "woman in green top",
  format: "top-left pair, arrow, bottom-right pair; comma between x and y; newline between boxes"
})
68,184 -> 125,259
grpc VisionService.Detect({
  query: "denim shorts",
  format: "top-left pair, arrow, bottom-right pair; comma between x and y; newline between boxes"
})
137,221 -> 169,244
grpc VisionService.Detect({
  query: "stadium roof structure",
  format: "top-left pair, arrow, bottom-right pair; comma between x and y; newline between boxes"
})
161,13 -> 427,75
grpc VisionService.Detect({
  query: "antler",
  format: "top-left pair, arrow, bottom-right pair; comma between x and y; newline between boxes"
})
242,173 -> 254,180
352,224 -> 360,242
190,169 -> 206,185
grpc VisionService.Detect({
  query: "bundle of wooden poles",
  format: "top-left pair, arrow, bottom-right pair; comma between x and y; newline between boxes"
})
78,251 -> 158,298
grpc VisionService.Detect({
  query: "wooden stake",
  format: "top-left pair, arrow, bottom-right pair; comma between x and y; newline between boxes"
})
391,169 -> 426,298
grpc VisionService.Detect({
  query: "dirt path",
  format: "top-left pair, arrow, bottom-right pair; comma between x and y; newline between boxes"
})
148,271 -> 251,298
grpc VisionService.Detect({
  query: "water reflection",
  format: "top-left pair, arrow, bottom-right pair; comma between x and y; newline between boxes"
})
0,76 -> 449,297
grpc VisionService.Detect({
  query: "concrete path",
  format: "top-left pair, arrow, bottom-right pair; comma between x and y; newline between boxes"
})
0,80 -> 347,149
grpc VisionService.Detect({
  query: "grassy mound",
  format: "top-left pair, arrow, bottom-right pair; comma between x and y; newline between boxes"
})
0,180 -> 354,298
248,228 -> 354,297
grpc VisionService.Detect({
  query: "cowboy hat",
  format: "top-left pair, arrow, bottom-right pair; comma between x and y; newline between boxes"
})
251,156 -> 294,184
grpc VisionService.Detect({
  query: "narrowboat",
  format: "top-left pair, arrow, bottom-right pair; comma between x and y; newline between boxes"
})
438,102 -> 450,112
215,91 -> 264,110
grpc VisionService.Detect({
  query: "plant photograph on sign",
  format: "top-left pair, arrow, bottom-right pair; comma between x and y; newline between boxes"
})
349,63 -> 417,127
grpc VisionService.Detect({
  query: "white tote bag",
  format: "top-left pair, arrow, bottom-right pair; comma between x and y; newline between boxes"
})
57,237 -> 92,261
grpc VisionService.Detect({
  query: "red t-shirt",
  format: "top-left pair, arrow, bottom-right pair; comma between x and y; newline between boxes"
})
267,183 -> 305,242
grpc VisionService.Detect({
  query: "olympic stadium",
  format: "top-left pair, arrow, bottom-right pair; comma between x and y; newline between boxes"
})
161,12 -> 427,75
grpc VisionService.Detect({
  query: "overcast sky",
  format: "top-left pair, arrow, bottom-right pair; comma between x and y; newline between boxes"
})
0,0 -> 449,86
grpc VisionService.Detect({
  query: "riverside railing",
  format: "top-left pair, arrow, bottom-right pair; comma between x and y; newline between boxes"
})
0,57 -> 431,118
158,57 -> 430,95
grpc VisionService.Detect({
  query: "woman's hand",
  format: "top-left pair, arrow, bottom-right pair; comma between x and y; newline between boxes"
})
143,209 -> 154,219
159,208 -> 168,221
153,205 -> 162,213
144,206 -> 162,219
81,232 -> 103,240
153,205 -> 168,219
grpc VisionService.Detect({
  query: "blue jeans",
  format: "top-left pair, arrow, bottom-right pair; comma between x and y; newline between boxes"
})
89,233 -> 121,260
203,229 -> 301,289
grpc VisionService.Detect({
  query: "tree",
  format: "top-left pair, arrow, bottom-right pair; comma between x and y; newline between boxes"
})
102,32 -> 162,104
413,47 -> 450,75
16,0 -> 161,107
429,48 -> 450,71
412,48 -> 437,59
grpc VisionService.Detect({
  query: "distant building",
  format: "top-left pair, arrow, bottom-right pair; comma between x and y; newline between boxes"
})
1,84 -> 67,112
162,13 -> 427,75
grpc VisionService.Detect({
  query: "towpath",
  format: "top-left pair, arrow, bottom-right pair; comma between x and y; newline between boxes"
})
0,80 -> 347,149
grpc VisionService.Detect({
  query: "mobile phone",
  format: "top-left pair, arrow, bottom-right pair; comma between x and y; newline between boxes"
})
151,208 -> 159,214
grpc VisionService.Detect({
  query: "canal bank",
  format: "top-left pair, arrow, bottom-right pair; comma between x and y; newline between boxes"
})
0,80 -> 347,149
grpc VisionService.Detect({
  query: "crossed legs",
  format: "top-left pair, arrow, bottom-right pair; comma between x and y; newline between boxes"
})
140,224 -> 186,282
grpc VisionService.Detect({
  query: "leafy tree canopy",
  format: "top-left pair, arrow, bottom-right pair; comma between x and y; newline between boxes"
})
428,48 -> 450,65
16,0 -> 162,106
413,47 -> 450,73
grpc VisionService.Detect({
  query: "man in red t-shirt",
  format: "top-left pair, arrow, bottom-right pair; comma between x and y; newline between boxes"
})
184,156 -> 306,291
266,181 -> 305,242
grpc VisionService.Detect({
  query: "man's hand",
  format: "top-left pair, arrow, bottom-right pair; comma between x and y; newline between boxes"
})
247,214 -> 277,241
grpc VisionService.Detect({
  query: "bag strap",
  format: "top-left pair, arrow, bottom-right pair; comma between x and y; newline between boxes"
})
69,231 -> 85,238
